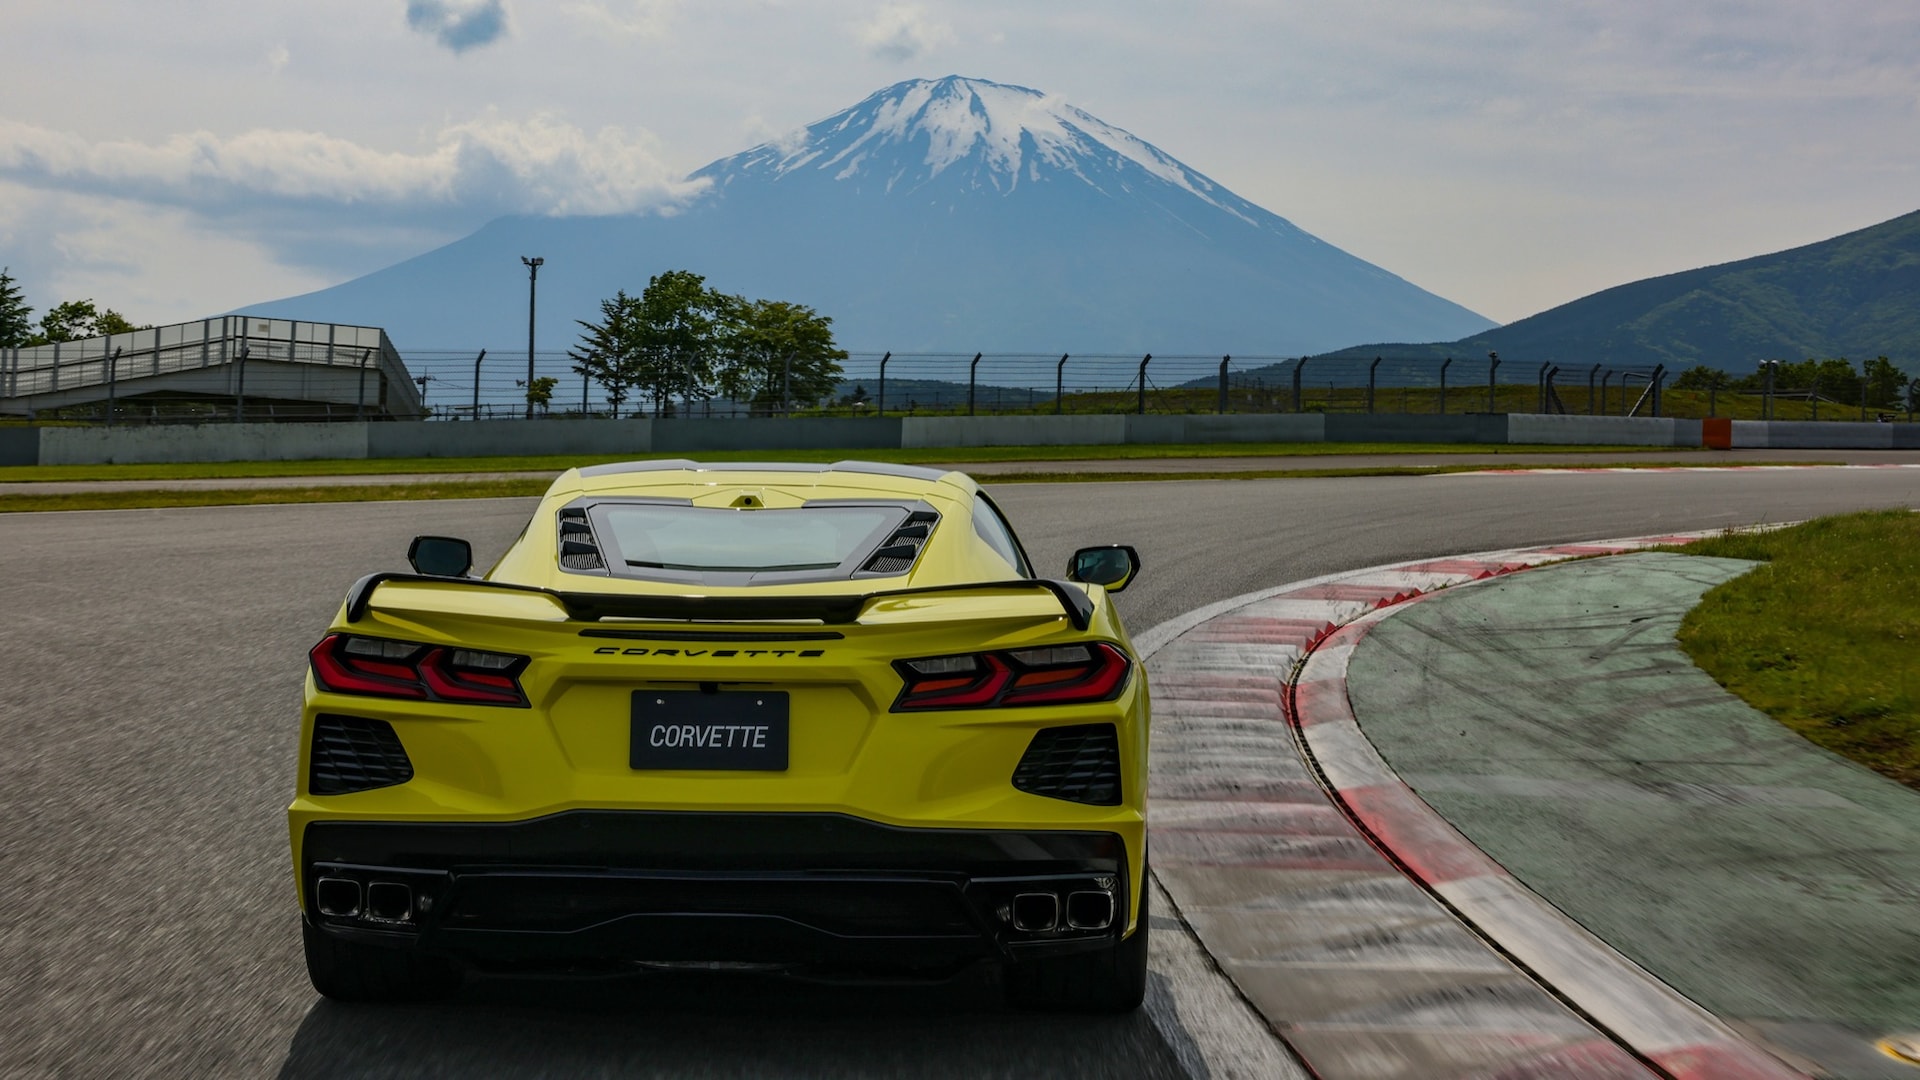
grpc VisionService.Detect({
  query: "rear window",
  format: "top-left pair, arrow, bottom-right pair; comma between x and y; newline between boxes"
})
602,504 -> 898,573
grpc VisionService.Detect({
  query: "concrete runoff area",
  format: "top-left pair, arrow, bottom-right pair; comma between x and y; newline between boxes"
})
1345,553 -> 1920,1079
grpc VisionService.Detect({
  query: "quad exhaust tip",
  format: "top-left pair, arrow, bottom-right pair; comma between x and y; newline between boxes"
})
314,877 -> 362,918
1010,893 -> 1059,932
365,881 -> 414,923
1066,890 -> 1115,930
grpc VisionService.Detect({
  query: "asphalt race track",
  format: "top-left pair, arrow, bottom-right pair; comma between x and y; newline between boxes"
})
4,467 -> 1919,1077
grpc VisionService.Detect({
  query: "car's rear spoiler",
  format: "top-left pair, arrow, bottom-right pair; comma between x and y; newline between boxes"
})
343,573 -> 1097,631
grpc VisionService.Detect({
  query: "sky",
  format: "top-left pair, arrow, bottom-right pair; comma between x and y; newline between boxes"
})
1,0 -> 1916,330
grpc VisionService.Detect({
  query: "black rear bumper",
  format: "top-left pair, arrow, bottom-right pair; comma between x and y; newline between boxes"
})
301,811 -> 1129,975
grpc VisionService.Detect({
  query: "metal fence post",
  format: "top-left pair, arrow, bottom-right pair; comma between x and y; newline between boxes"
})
105,345 -> 122,426
233,344 -> 250,423
1486,352 -> 1500,413
1439,357 -> 1452,414
1217,355 -> 1230,414
877,352 -> 890,414
1651,365 -> 1665,416
1600,370 -> 1613,414
1055,353 -> 1069,415
1536,362 -> 1550,413
471,349 -> 486,420
1137,354 -> 1151,415
1292,357 -> 1306,412
1810,369 -> 1819,422
1367,356 -> 1381,414
967,352 -> 982,416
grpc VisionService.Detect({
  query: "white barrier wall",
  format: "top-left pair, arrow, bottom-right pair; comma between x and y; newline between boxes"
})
8,413 -> 1917,465
37,422 -> 371,465
1731,420 -> 1898,449
1506,414 -> 1702,447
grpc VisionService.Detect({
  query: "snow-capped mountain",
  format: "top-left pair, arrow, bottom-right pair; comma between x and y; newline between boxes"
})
706,77 -> 1268,219
239,76 -> 1495,353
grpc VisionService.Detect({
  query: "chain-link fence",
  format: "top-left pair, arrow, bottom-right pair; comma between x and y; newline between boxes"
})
387,350 -> 1693,421
11,341 -> 1917,424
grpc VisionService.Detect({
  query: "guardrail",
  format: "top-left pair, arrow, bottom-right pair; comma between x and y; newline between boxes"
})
0,317 -> 423,419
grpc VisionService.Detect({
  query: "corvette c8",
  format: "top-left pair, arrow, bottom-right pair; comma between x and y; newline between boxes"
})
290,459 -> 1149,1011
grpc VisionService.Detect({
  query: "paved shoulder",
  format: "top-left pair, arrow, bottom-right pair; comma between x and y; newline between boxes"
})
1347,553 -> 1920,1079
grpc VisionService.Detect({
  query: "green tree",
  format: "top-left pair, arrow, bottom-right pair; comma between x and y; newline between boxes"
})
714,298 -> 847,414
28,298 -> 146,344
1672,364 -> 1731,391
1863,356 -> 1909,409
0,267 -> 32,348
630,270 -> 725,418
524,375 -> 559,414
568,290 -> 644,418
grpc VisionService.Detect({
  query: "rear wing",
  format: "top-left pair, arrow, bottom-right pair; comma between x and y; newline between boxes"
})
343,573 -> 1097,631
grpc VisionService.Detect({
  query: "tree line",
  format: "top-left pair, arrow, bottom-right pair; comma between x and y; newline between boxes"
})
565,270 -> 845,418
0,267 -> 149,348
1674,357 -> 1917,409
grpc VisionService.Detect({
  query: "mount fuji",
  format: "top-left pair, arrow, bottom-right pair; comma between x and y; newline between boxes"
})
238,76 -> 1496,353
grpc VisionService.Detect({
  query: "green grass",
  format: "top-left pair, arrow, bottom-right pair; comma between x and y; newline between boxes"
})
0,457 -> 1830,513
0,480 -> 554,512
1673,510 -> 1920,788
0,441 -> 1689,484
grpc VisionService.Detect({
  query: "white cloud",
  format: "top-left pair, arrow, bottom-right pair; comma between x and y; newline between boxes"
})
405,0 -> 509,53
0,113 -> 712,320
0,113 -> 706,218
565,0 -> 678,37
0,181 -> 334,324
853,3 -> 953,62
266,43 -> 290,77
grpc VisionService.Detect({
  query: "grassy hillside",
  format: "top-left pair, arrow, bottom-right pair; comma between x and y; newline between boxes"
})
1322,209 -> 1920,372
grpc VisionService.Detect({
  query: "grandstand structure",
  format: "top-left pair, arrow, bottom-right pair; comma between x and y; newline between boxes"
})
0,317 -> 423,421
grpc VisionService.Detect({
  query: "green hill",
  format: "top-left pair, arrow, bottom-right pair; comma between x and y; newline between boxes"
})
1323,208 -> 1920,372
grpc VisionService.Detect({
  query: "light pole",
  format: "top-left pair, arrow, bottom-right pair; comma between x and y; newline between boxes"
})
521,256 -> 543,419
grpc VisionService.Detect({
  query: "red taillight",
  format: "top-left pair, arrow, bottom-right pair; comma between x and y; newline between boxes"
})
892,643 -> 1130,711
308,634 -> 529,707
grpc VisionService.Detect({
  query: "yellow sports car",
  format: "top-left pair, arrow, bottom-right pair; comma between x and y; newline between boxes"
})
290,460 -> 1150,1010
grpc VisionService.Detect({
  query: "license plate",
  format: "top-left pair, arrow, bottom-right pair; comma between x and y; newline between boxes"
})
630,691 -> 789,771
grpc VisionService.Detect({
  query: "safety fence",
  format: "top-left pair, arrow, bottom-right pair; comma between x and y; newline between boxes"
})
9,340 -> 1916,425
376,350 -> 1686,421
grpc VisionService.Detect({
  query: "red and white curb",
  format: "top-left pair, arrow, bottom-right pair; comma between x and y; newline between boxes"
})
1140,532 -> 1807,1080
1295,601 -> 1803,1080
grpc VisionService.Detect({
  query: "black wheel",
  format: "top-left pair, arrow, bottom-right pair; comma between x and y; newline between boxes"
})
1002,876 -> 1150,1013
301,919 -> 461,1002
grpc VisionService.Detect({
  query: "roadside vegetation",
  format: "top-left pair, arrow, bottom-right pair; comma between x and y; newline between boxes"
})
1674,510 -> 1920,788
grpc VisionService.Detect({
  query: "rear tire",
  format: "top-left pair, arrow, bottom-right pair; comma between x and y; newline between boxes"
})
1002,875 -> 1150,1013
301,919 -> 461,1002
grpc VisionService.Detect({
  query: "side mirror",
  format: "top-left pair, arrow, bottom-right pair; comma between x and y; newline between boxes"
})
1066,545 -> 1141,593
408,535 -> 473,578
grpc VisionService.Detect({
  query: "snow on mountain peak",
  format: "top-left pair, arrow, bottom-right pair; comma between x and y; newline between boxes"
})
703,76 -> 1257,222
